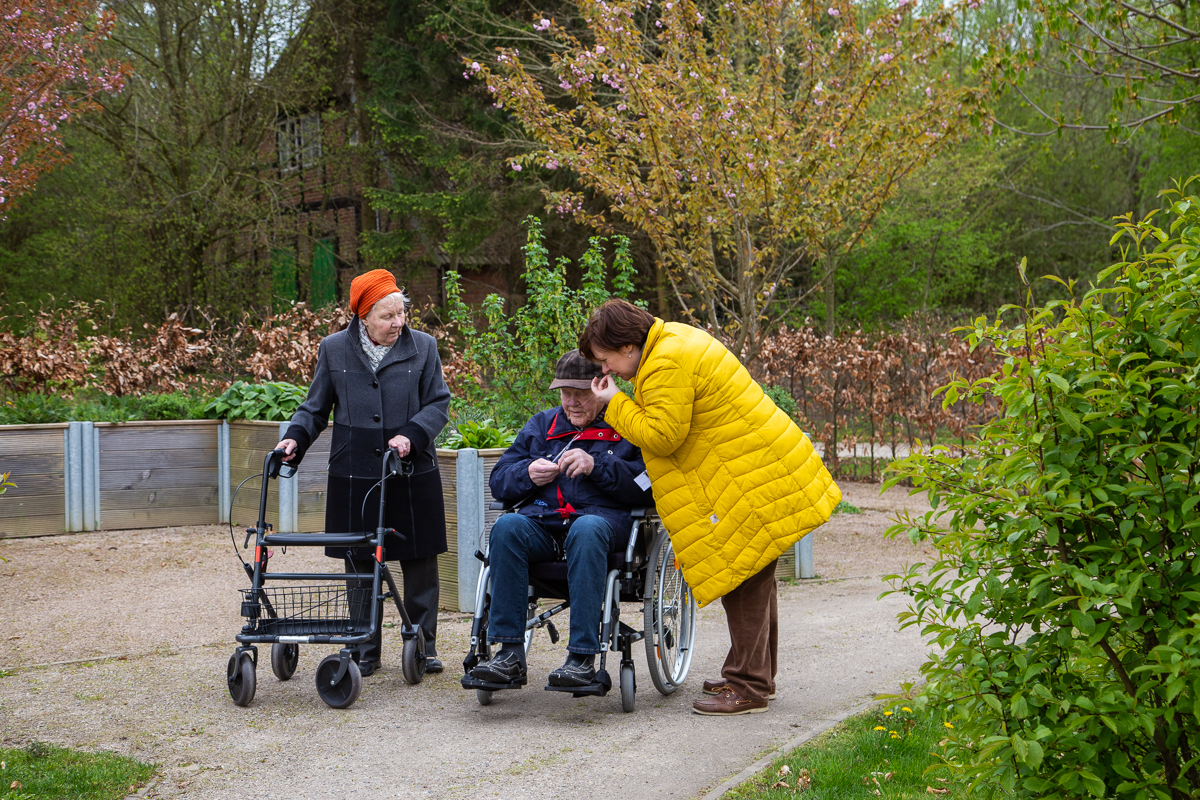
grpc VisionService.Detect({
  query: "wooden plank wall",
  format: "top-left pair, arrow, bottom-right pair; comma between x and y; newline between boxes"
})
0,424 -> 67,538
433,450 -> 457,612
295,431 -> 331,533
230,421 -> 284,530
98,421 -> 220,530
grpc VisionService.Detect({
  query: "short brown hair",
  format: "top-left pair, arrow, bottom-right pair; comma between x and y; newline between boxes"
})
578,299 -> 656,360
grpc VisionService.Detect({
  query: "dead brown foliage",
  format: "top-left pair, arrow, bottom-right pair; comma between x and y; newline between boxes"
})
0,301 -> 477,398
759,316 -> 1000,478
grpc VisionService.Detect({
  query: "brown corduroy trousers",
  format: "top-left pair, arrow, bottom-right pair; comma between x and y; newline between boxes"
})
719,559 -> 779,703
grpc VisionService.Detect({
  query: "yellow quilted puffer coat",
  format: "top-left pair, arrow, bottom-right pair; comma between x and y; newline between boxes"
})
605,319 -> 841,607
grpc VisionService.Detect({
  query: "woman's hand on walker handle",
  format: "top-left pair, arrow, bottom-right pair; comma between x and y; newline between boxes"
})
591,375 -> 621,404
388,434 -> 413,458
275,439 -> 298,461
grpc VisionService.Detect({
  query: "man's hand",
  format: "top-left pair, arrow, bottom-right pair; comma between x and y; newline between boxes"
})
388,434 -> 412,458
528,458 -> 560,486
590,375 -> 621,404
558,448 -> 595,479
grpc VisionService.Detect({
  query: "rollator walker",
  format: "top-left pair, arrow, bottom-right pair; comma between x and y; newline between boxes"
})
227,447 -> 426,708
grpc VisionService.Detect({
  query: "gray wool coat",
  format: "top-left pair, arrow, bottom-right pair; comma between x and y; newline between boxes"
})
283,317 -> 451,560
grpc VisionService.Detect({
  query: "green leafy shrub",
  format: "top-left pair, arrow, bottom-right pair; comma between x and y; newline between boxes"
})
443,419 -> 517,450
885,183 -> 1200,799
204,381 -> 308,421
763,384 -> 799,420
446,216 -> 641,426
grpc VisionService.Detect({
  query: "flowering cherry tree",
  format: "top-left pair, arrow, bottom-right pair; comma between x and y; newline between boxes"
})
471,0 -> 987,360
0,2 -> 126,213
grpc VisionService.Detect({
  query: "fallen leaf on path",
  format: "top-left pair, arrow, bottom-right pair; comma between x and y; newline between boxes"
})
778,765 -> 791,775
10,781 -> 22,790
927,787 -> 950,795
771,781 -> 789,789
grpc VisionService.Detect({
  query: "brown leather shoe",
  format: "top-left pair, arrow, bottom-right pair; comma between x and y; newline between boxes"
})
692,687 -> 769,715
702,678 -> 776,700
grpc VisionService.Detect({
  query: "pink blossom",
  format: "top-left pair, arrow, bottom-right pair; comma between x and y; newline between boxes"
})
511,163 -> 522,171
534,17 -> 551,30
879,52 -> 894,64
828,7 -> 839,15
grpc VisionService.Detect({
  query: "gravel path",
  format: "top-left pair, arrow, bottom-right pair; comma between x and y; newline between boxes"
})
0,482 -> 935,799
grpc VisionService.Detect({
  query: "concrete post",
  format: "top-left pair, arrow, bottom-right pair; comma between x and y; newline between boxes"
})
277,421 -> 298,532
455,448 -> 484,613
64,424 -> 82,532
218,420 -> 231,524
81,422 -> 98,531
798,534 -> 815,579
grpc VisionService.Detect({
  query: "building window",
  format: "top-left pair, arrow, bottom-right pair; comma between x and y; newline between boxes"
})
277,113 -> 321,171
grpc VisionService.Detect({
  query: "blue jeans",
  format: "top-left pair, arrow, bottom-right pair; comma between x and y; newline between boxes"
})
487,514 -> 618,654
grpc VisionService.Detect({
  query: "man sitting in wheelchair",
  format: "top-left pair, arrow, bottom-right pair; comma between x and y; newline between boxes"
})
469,349 -> 653,689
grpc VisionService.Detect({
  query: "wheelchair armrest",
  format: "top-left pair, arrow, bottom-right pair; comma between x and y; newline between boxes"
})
489,501 -> 508,511
630,506 -> 656,519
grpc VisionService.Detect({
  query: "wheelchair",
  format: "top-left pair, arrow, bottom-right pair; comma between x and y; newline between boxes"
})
460,504 -> 698,712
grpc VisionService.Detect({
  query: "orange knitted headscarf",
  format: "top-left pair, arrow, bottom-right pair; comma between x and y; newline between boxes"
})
349,269 -> 400,318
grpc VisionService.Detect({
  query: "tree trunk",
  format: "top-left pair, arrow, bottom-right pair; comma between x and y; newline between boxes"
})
824,249 -> 836,337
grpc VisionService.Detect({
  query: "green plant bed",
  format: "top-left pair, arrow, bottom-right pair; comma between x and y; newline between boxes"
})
0,741 -> 155,799
0,390 -> 210,424
725,704 -> 968,800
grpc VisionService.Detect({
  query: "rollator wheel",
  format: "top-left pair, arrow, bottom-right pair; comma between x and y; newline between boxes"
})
315,655 -> 362,709
227,652 -> 256,707
270,643 -> 299,681
476,689 -> 494,706
643,524 -> 699,696
401,635 -> 426,686
620,663 -> 636,713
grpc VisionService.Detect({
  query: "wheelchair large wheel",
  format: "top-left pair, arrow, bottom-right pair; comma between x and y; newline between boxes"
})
643,524 -> 698,695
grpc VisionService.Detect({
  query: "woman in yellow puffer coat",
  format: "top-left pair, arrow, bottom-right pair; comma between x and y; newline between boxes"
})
581,299 -> 840,716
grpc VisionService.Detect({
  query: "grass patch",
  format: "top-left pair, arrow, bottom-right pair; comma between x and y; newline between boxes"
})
833,500 -> 862,515
0,741 -> 154,800
725,705 -> 968,800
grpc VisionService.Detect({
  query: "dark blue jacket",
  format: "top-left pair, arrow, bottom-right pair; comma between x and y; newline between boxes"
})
489,407 -> 654,535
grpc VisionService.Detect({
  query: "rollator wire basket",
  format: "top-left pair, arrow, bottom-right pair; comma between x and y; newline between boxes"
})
240,585 -> 372,637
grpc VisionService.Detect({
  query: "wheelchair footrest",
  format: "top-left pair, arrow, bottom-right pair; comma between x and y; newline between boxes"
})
544,681 -> 609,697
461,674 -> 526,692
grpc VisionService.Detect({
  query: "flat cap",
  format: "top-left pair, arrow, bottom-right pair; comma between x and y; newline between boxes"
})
549,349 -> 605,390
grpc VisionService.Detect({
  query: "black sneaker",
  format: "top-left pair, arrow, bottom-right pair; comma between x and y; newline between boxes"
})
470,650 -> 526,685
425,656 -> 444,674
357,660 -> 380,678
548,656 -> 596,687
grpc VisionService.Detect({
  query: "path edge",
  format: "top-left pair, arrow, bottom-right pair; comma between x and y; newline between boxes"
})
695,695 -> 881,800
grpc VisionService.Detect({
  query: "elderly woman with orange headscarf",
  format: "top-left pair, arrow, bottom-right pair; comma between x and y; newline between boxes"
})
275,269 -> 451,676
